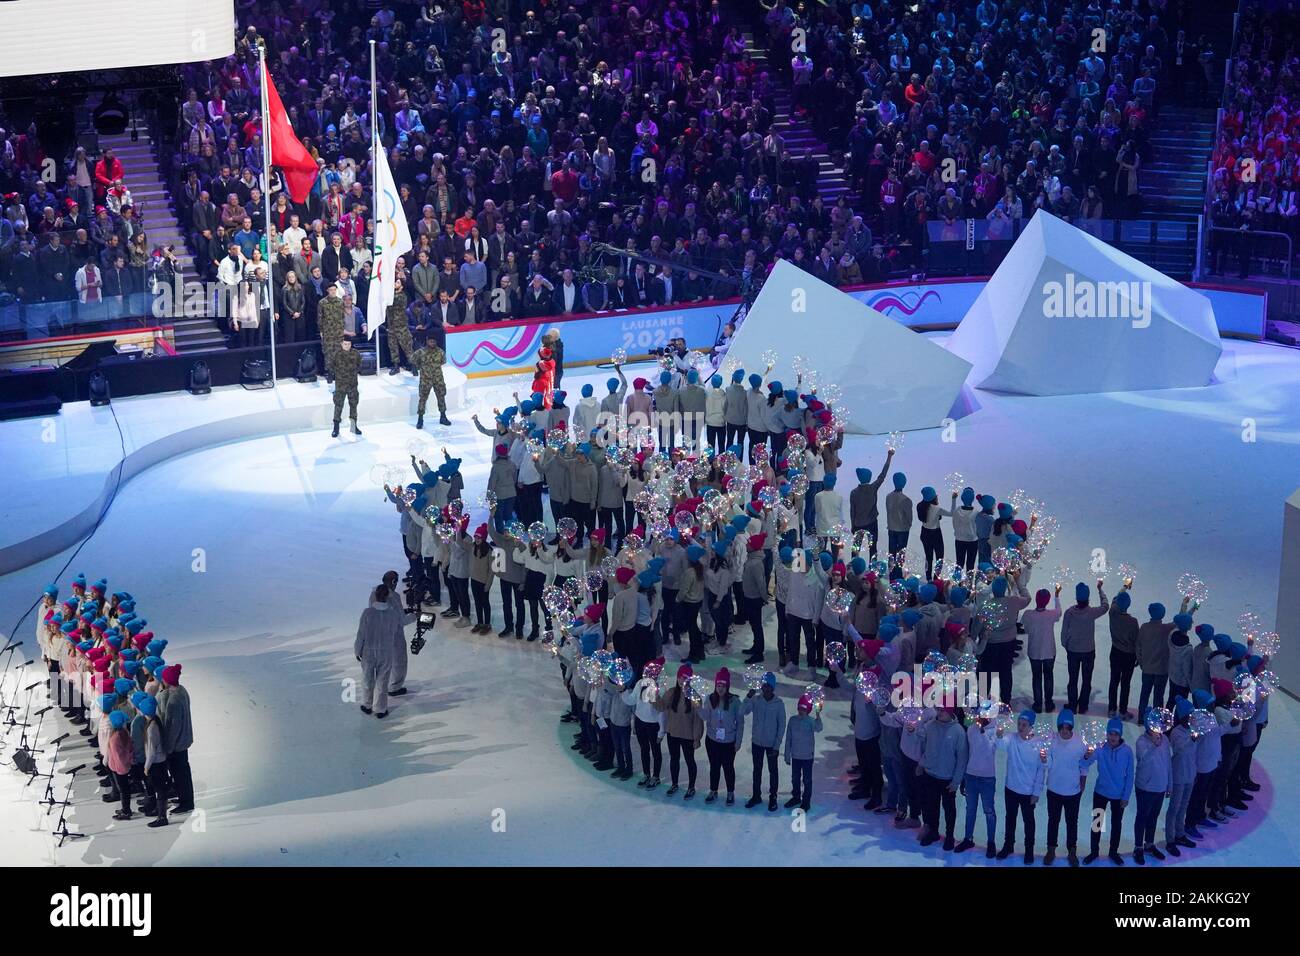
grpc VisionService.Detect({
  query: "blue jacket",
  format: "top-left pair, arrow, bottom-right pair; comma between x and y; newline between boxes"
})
1093,741 -> 1135,801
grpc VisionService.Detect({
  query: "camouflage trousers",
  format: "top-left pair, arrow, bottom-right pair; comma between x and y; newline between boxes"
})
389,325 -> 415,368
332,386 -> 359,421
417,379 -> 447,416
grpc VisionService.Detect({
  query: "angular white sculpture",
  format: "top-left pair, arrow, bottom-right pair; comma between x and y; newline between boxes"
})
946,212 -> 1222,395
723,259 -> 972,434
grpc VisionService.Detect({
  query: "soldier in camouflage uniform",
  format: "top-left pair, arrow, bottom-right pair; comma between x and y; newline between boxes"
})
386,278 -> 414,375
331,339 -> 363,437
317,281 -> 345,382
412,340 -> 451,430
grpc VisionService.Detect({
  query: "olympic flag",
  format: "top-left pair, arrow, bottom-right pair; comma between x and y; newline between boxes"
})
367,138 -> 412,338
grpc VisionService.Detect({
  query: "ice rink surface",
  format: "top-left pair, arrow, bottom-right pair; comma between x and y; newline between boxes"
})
1,336 -> 1297,866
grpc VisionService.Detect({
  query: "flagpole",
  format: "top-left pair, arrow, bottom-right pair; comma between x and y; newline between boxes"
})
369,39 -> 385,371
258,41 -> 279,386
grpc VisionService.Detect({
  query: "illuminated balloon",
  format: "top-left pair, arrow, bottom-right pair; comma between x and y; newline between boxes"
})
922,650 -> 947,674
1080,720 -> 1108,750
802,684 -> 826,711
556,516 -> 578,540
786,432 -> 808,455
825,587 -> 854,616
611,347 -> 627,365
825,642 -> 847,670
1251,630 -> 1280,657
528,521 -> 548,543
760,348 -> 778,367
1189,709 -> 1217,738
1145,707 -> 1174,735
610,658 -> 634,688
744,663 -> 767,691
585,569 -> 605,593
885,430 -> 905,452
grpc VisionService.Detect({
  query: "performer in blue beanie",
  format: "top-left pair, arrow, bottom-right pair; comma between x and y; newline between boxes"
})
1084,718 -> 1133,865
1107,588 -> 1139,719
1060,578 -> 1108,714
724,368 -> 750,456
952,487 -> 979,572
849,446 -> 894,561
884,471 -> 912,581
916,485 -> 954,581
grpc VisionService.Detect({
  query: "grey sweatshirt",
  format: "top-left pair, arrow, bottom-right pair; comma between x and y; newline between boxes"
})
742,693 -> 786,749
784,712 -> 823,760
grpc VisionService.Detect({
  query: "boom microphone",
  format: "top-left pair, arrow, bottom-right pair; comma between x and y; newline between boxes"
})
65,764 -> 86,775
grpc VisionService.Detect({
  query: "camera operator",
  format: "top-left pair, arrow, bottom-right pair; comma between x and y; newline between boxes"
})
354,580 -> 415,718
372,571 -> 418,698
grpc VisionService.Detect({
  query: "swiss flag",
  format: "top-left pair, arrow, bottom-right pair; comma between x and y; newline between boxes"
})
263,64 -> 319,204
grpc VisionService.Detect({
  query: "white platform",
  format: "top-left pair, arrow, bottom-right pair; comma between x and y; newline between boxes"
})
0,349 -> 1297,867
725,259 -> 972,434
0,368 -> 467,575
946,213 -> 1223,395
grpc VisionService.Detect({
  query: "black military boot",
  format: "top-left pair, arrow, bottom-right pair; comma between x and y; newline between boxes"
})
350,419 -> 362,436
388,365 -> 400,376
331,420 -> 340,438
439,412 -> 451,426
416,415 -> 424,429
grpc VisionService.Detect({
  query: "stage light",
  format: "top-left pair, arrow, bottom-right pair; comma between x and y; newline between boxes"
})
294,348 -> 318,383
240,358 -> 273,390
88,372 -> 111,407
188,361 -> 211,395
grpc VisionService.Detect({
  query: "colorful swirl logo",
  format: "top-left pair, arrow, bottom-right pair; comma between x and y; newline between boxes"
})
452,324 -> 543,369
865,289 -> 941,317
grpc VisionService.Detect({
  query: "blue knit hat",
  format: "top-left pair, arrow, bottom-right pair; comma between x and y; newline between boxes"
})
113,678 -> 133,696
949,586 -> 969,607
1195,623 -> 1214,642
960,487 -> 975,505
1075,582 -> 1090,602
849,557 -> 867,575
892,472 -> 906,490
1057,708 -> 1075,727
685,544 -> 705,562
732,369 -> 745,383
1174,696 -> 1193,719
761,671 -> 777,688
991,577 -> 1008,597
1107,717 -> 1123,735
901,609 -> 921,628
779,546 -> 794,565
823,473 -> 837,490
1148,602 -> 1166,621
99,693 -> 117,712
819,551 -> 833,571
1018,709 -> 1035,725
712,539 -> 729,557
710,374 -> 723,388
660,370 -> 672,384
1191,689 -> 1214,709
109,710 -> 128,730
921,486 -> 937,502
137,695 -> 158,718
878,623 -> 899,642
918,583 -> 937,603
1212,634 -> 1231,652
856,467 -> 872,484
581,383 -> 593,397
748,373 -> 762,387
606,377 -> 619,392
1173,612 -> 1193,632
1114,591 -> 1131,611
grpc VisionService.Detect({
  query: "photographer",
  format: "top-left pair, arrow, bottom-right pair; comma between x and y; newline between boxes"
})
354,583 -> 410,719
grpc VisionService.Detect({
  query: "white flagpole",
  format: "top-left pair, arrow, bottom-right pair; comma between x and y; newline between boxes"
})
370,39 -> 383,371
259,42 -> 279,386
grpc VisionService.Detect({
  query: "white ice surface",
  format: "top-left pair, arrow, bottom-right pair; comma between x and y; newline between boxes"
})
1,339 -> 1298,866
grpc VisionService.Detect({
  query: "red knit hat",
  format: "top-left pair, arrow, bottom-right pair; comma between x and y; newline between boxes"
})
677,663 -> 693,680
714,667 -> 731,688
615,566 -> 635,585
584,603 -> 605,622
747,532 -> 766,551
160,664 -> 182,686
797,693 -> 814,713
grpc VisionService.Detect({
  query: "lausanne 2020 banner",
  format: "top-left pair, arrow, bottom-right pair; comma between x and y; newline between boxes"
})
444,280 -> 1265,377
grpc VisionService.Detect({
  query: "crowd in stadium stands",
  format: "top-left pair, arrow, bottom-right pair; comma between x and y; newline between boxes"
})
0,0 -> 1224,338
1208,2 -> 1300,276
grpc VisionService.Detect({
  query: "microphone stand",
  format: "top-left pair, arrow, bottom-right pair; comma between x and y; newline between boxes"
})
2,661 -> 34,734
52,764 -> 88,848
21,702 -> 51,761
37,732 -> 68,802
0,640 -> 23,711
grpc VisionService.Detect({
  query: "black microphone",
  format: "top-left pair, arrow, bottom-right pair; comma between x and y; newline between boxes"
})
23,680 -> 40,692
35,706 -> 52,716
1,640 -> 22,652
65,764 -> 86,774
51,732 -> 69,745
